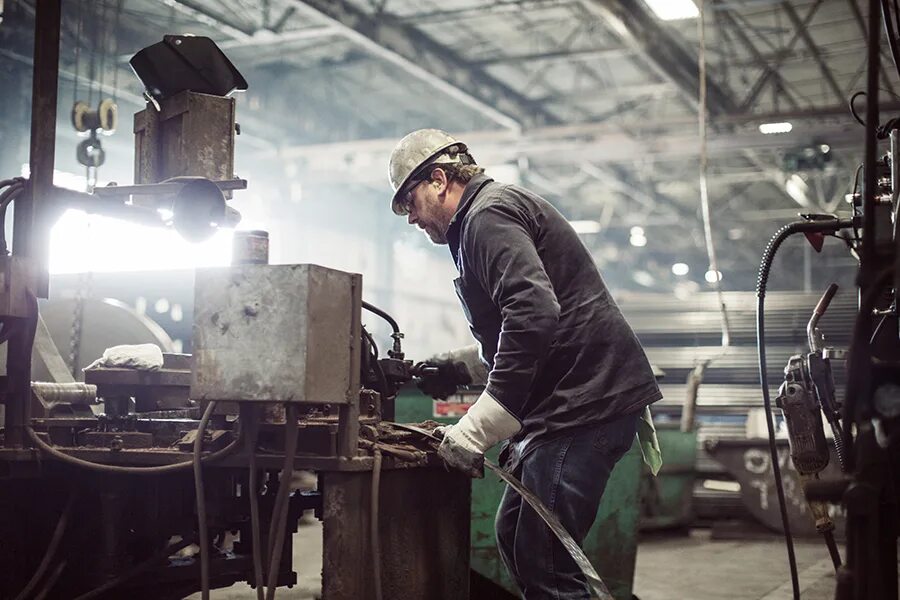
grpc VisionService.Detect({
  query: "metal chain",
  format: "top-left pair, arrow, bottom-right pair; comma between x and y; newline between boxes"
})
68,245 -> 93,378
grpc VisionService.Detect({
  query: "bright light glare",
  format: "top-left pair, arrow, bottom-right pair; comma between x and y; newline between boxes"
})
569,220 -> 602,234
758,122 -> 793,134
629,234 -> 647,247
49,209 -> 234,274
671,262 -> 690,276
643,0 -> 698,20
630,226 -> 645,237
633,270 -> 655,287
704,269 -> 723,283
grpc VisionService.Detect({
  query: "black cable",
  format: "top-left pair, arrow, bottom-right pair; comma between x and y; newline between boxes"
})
27,420 -> 242,474
363,326 -> 391,403
32,560 -> 66,600
0,177 -> 24,189
12,494 -> 76,600
193,400 -> 217,600
370,449 -> 383,600
850,91 -> 867,127
756,218 -> 852,600
243,405 -> 266,600
0,183 -> 25,255
362,300 -> 400,335
265,404 -> 299,600
71,536 -> 196,600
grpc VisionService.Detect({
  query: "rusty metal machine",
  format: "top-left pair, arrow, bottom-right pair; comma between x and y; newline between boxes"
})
0,4 -> 470,599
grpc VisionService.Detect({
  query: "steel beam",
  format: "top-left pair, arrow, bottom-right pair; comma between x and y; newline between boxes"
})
718,7 -> 811,111
287,0 -> 557,130
846,0 -> 897,95
580,0 -> 738,116
780,1 -> 845,103
472,46 -> 632,66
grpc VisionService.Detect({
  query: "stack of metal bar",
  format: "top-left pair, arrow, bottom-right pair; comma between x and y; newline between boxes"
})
618,290 -> 857,523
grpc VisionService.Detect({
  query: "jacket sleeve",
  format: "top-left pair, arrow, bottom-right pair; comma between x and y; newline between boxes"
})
464,200 -> 561,417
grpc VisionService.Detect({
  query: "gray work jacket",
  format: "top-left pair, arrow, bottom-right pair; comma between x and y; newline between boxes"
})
446,174 -> 661,464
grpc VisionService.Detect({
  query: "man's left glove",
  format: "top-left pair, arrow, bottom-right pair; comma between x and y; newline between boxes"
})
416,359 -> 472,399
434,389 -> 521,479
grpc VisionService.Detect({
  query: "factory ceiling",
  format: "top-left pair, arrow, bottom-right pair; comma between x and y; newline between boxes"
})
0,0 -> 891,292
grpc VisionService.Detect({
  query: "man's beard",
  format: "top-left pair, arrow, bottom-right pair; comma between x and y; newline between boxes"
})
423,215 -> 450,245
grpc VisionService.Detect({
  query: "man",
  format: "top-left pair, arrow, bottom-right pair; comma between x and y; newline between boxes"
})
388,129 -> 661,599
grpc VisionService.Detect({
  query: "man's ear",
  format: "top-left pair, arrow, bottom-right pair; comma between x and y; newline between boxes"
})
431,167 -> 449,193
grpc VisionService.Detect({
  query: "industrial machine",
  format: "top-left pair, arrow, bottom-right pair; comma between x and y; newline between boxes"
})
753,1 -> 900,598
0,5 -> 471,599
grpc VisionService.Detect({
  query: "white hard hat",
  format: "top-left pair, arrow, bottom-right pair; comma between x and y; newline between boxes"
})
388,128 -> 474,215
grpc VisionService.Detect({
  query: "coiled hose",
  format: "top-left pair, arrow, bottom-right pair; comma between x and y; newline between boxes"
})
756,218 -> 851,600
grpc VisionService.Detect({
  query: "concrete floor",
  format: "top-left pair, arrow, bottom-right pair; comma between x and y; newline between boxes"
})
192,524 -> 858,599
633,529 -> 841,600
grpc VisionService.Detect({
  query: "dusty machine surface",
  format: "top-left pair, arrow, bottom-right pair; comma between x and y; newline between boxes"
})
0,5 -> 471,598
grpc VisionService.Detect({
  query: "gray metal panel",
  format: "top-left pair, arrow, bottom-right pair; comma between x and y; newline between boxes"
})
191,264 -> 360,404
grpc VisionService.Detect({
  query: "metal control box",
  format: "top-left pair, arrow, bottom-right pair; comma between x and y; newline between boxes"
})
133,91 -> 236,188
191,264 -> 361,404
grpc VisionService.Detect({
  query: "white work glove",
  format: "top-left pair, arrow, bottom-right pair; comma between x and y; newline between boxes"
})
435,389 -> 521,478
84,344 -> 164,371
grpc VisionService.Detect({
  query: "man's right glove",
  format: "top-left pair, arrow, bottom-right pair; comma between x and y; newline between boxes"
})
433,389 -> 521,479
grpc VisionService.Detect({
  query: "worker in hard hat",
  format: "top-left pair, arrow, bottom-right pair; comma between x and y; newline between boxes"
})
389,129 -> 662,600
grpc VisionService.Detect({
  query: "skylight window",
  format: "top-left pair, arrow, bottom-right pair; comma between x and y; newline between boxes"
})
644,0 -> 699,20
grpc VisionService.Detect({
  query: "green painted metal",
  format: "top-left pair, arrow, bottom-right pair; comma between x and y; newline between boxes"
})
395,385 -> 642,600
639,424 -> 698,530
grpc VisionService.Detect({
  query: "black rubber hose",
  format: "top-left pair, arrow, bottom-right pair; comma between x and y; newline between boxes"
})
193,400 -> 218,600
0,183 -> 24,254
756,219 -> 851,600
71,536 -> 195,600
362,300 -> 400,335
265,404 -> 299,600
27,421 -> 242,474
12,494 -> 75,600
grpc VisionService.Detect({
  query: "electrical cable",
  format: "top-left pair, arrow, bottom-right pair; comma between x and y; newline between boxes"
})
32,560 -> 66,600
0,177 -> 24,189
0,182 -> 25,255
850,92 -> 867,127
26,420 -> 242,474
12,494 -> 76,600
193,400 -> 218,600
363,326 -> 392,403
370,449 -> 383,600
264,404 -> 299,600
71,536 -> 196,600
756,218 -> 852,600
244,405 -> 266,600
697,0 -> 732,349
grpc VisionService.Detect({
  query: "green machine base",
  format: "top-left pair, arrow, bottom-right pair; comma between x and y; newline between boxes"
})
395,386 -> 642,600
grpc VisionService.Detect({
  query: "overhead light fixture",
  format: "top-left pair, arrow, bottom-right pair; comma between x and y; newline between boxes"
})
629,234 -> 647,247
758,122 -> 793,135
704,269 -> 723,283
630,226 -> 645,237
671,262 -> 690,276
643,0 -> 698,20
633,270 -> 655,287
569,220 -> 602,234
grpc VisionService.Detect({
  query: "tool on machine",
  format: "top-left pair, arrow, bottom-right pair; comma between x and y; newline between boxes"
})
774,283 -> 846,570
391,422 -> 615,600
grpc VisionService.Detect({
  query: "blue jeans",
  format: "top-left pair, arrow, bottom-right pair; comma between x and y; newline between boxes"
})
495,411 -> 640,599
